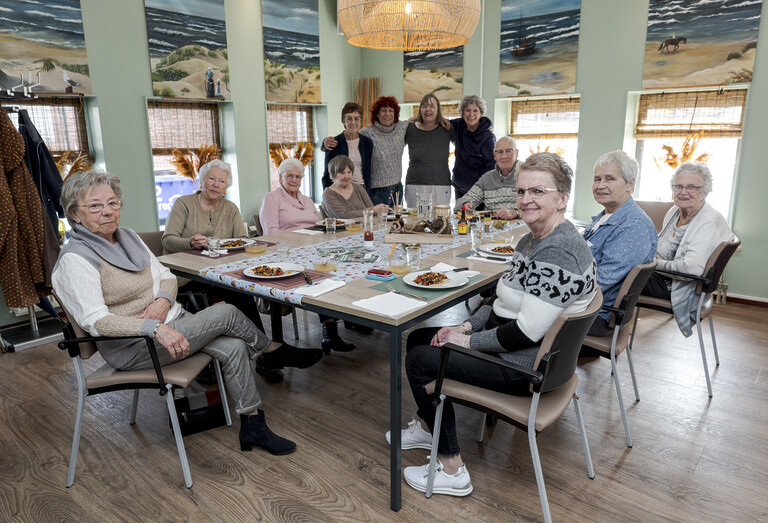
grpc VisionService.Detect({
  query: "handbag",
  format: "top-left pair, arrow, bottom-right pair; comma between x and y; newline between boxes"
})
170,389 -> 227,437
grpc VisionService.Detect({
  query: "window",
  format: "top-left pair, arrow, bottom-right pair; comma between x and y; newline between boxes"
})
510,97 -> 580,210
266,104 -> 315,197
4,96 -> 91,160
147,100 -> 222,225
634,89 -> 747,220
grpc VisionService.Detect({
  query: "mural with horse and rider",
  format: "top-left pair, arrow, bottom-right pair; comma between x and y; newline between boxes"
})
643,0 -> 763,89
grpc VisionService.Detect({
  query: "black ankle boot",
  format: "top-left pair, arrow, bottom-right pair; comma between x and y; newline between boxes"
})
239,411 -> 296,455
322,320 -> 356,354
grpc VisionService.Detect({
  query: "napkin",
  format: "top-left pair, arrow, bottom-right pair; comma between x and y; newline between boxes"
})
201,249 -> 228,256
466,254 -> 510,264
352,293 -> 426,316
293,279 -> 346,297
295,229 -> 324,235
431,262 -> 480,278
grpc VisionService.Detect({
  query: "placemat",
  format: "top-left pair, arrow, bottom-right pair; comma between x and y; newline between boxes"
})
223,268 -> 332,290
184,240 -> 276,258
370,273 -> 484,301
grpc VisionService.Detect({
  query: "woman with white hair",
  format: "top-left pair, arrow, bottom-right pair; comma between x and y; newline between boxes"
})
162,159 -> 245,253
450,94 -> 496,200
642,161 -> 734,336
259,158 -> 320,234
583,151 -> 657,336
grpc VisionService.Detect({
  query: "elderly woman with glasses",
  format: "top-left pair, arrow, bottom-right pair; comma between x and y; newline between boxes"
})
52,170 -> 321,456
582,151 -> 657,336
388,153 -> 597,497
642,162 -> 733,336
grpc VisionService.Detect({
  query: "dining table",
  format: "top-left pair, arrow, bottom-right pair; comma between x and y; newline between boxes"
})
158,219 -> 530,511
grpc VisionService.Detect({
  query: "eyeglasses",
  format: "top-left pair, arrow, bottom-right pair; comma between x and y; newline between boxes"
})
79,199 -> 122,213
494,148 -> 517,156
672,185 -> 702,193
516,187 -> 559,200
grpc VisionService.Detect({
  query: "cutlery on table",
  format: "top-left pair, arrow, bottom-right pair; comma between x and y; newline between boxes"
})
302,271 -> 315,286
386,284 -> 429,302
475,253 -> 509,262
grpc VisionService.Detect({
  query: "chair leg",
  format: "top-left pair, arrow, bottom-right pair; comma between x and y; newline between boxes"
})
527,393 -> 552,523
629,307 -> 641,351
572,393 -> 595,479
477,413 -> 486,443
166,384 -> 193,488
624,343 -> 640,402
214,360 -> 232,427
291,309 -> 299,340
130,389 -> 140,424
708,314 -> 720,366
696,316 -> 713,398
426,394 -> 446,499
610,346 -> 633,448
66,357 -> 88,487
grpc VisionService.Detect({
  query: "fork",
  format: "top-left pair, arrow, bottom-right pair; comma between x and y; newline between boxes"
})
386,283 -> 428,302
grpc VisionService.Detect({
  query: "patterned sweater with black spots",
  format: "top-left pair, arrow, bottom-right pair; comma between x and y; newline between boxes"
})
466,220 -> 597,368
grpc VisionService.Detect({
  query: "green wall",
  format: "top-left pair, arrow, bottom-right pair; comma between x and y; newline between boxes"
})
3,0 -> 767,328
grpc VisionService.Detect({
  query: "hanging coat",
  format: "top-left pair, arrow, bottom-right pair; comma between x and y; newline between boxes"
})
0,110 -> 47,307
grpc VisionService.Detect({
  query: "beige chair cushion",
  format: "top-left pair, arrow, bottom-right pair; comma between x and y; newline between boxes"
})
86,352 -> 212,390
427,375 -> 578,432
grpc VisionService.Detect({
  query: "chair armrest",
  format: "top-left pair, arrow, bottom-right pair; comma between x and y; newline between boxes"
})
601,305 -> 624,323
431,342 -> 546,405
58,328 -> 170,395
654,267 -> 709,285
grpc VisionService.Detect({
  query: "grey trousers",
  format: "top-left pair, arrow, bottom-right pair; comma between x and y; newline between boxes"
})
122,303 -> 270,414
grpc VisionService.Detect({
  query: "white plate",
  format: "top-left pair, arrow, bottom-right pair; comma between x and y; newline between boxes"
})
243,263 -> 304,279
403,270 -> 469,290
217,238 -> 256,250
478,243 -> 516,256
315,219 -> 352,229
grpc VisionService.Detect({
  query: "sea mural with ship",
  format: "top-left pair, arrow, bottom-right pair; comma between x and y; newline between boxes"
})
643,0 -> 764,89
144,0 -> 229,100
498,0 -> 581,97
403,45 -> 463,103
261,0 -> 320,104
0,0 -> 90,95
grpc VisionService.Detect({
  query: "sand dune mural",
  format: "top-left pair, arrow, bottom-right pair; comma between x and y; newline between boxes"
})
403,46 -> 463,103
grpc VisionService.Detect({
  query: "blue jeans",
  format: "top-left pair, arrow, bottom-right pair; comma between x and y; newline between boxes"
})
121,303 -> 270,415
405,327 -> 531,457
368,182 -> 403,207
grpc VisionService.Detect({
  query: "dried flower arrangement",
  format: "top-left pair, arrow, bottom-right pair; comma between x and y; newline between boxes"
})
528,144 -> 566,157
56,151 -> 93,180
654,131 -> 711,170
169,143 -> 222,182
268,141 -> 315,168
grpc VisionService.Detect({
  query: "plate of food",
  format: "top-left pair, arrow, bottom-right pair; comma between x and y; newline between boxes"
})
479,243 -> 516,256
243,263 -> 303,279
403,270 -> 469,290
315,219 -> 352,230
217,238 -> 256,250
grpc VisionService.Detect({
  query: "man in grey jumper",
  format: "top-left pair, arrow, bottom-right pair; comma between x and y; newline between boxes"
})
454,136 -> 519,219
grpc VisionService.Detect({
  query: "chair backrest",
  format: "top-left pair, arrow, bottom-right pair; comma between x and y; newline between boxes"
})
698,237 -> 740,295
635,200 -> 674,233
52,291 -> 99,360
251,214 -> 263,237
609,260 -> 658,328
137,230 -> 164,257
533,288 -> 603,394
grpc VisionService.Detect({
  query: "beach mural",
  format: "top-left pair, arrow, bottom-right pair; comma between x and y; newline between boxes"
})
0,0 -> 90,94
643,0 -> 763,89
144,0 -> 229,99
261,0 -> 320,104
403,46 -> 463,103
498,0 -> 581,97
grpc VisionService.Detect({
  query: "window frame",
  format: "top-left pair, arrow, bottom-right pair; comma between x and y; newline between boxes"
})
265,103 -> 316,199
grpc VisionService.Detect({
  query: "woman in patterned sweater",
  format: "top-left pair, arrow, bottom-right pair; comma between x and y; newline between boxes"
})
53,171 -> 322,456
388,153 -> 597,497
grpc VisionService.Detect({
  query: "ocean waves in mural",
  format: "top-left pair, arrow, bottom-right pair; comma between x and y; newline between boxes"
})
0,0 -> 90,94
643,0 -> 763,89
261,0 -> 320,104
498,0 -> 581,97
144,1 -> 229,100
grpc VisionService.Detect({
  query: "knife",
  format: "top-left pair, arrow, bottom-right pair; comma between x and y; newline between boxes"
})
476,253 -> 510,262
302,271 -> 314,285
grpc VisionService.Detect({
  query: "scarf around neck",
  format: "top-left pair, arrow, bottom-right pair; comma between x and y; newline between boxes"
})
69,224 -> 150,272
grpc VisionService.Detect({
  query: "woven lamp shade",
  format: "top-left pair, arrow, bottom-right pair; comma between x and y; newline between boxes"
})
338,0 -> 481,51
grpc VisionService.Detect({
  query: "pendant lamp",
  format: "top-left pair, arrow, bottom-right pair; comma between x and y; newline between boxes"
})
338,0 -> 481,51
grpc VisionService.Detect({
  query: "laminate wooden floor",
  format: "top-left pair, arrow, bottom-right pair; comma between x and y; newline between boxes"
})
1,299 -> 766,522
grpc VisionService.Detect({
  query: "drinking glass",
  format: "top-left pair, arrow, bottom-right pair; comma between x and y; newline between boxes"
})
388,248 -> 410,275
450,216 -> 461,245
470,225 -> 483,254
324,217 -> 337,235
425,195 -> 433,221
276,241 -> 290,262
405,244 -> 422,272
206,237 -> 220,258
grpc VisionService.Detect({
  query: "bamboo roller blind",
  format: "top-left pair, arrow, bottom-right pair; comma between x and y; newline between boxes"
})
409,102 -> 460,119
266,104 -> 314,144
634,89 -> 747,139
510,97 -> 580,140
353,77 -> 381,127
147,100 -> 221,156
6,96 -> 90,158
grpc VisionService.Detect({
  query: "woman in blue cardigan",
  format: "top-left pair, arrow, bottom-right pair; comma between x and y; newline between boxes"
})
322,102 -> 373,190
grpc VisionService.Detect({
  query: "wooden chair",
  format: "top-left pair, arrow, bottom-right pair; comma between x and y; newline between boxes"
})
55,295 -> 231,488
635,200 -> 674,233
251,214 -> 264,237
581,261 -> 657,447
425,289 -> 602,523
630,239 -> 741,397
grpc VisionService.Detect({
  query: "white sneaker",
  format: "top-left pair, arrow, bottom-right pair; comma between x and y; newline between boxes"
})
404,459 -> 473,497
385,418 -> 433,450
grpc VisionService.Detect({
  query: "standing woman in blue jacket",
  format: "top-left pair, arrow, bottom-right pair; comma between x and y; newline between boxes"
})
450,95 -> 496,200
321,102 -> 373,190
